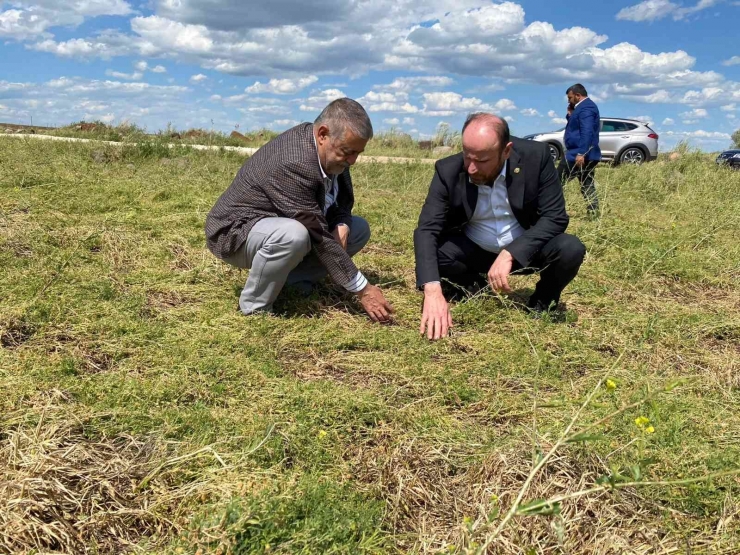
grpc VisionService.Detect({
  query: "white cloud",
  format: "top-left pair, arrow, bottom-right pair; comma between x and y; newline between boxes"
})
299,88 -> 346,112
360,91 -> 408,103
590,43 -> 696,78
629,115 -> 654,123
416,92 -> 517,116
675,82 -> 740,107
364,102 -> 420,114
0,80 -> 31,93
547,110 -> 559,118
723,56 -> 740,66
190,73 -> 208,83
679,108 -> 709,118
406,3 -> 526,47
373,76 -> 454,93
665,129 -> 731,139
682,119 -> 699,124
0,0 -> 133,40
42,76 -> 188,95
504,115 -> 515,122
269,119 -> 299,128
358,90 -> 420,113
19,0 -> 713,101
403,117 -> 415,125
627,90 -> 675,103
616,0 -> 721,22
134,60 -> 167,74
246,76 -> 318,94
383,117 -> 400,125
32,35 -> 132,58
520,108 -> 540,117
662,117 -> 675,125
721,103 -> 737,111
493,98 -> 517,111
105,69 -> 143,80
673,0 -> 723,20
421,91 -> 485,116
238,105 -> 288,116
616,0 -> 677,22
551,117 -> 567,124
0,75 -> 213,131
152,0 -> 485,34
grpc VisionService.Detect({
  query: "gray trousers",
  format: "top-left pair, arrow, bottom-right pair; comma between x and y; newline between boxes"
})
223,216 -> 371,315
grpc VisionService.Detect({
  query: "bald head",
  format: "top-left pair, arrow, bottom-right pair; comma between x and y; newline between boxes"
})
462,113 -> 509,150
461,113 -> 513,184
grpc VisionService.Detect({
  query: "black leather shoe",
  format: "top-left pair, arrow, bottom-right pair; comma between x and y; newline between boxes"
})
526,297 -> 557,314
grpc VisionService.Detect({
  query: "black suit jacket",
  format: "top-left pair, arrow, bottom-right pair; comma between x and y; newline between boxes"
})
413,137 -> 569,288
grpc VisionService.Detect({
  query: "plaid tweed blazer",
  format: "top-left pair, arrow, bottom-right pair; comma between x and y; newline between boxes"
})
205,123 -> 359,286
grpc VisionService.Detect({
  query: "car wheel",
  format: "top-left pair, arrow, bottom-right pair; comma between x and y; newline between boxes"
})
619,147 -> 646,165
547,143 -> 560,163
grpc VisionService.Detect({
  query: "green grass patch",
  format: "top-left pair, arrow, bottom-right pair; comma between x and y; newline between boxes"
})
1,136 -> 739,553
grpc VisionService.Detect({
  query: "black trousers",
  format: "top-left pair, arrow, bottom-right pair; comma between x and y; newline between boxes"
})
558,158 -> 599,213
437,233 -> 586,307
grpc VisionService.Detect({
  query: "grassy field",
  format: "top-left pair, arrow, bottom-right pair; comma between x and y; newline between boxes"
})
1,136 -> 739,554
4,121 -> 460,159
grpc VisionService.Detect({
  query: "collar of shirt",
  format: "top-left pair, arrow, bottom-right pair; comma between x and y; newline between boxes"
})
575,97 -> 587,109
469,160 -> 507,187
311,132 -> 329,180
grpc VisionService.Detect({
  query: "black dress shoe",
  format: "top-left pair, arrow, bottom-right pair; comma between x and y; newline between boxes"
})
526,297 -> 569,321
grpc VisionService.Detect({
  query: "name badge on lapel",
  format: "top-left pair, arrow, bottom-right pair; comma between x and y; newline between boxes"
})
514,167 -> 520,174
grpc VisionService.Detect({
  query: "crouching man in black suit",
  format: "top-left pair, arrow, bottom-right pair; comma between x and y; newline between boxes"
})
414,113 -> 586,340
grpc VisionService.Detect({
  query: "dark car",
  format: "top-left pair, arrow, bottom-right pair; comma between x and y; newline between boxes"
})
716,149 -> 740,169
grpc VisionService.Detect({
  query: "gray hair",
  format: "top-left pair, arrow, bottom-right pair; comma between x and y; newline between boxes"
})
314,98 -> 373,141
462,112 -> 510,145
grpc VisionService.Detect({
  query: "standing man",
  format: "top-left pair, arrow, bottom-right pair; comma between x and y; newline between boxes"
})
560,83 -> 601,215
205,98 -> 393,323
414,113 -> 586,340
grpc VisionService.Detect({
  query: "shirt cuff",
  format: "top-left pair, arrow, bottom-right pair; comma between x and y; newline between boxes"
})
344,271 -> 368,293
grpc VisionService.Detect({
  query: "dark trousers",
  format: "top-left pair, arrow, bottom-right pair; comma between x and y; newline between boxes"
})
558,158 -> 599,213
438,233 -> 586,307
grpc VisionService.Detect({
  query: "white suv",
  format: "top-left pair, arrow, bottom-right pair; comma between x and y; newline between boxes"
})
523,118 -> 659,165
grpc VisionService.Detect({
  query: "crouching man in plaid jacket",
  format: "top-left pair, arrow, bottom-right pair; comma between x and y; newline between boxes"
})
205,98 -> 393,322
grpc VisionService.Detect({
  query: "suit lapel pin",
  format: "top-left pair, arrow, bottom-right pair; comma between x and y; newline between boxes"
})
514,167 -> 520,174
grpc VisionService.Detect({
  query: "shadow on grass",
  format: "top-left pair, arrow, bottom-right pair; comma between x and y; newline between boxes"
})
230,270 -> 409,319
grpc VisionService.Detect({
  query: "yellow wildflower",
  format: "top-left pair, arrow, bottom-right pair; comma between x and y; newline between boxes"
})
645,425 -> 655,434
606,379 -> 617,391
318,430 -> 328,439
635,416 -> 650,428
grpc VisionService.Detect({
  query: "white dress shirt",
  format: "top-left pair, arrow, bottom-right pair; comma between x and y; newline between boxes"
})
464,161 -> 524,253
314,139 -> 339,216
313,135 -> 367,293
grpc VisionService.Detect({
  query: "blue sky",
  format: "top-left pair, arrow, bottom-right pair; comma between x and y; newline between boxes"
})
1,0 -> 739,150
